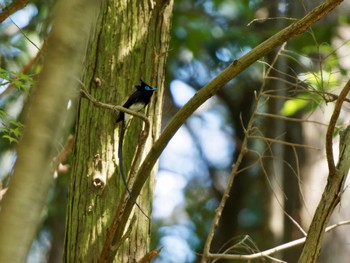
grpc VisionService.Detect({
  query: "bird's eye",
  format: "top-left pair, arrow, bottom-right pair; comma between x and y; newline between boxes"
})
144,85 -> 157,91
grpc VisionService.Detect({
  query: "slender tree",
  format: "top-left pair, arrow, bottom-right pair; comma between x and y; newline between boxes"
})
63,1 -> 173,262
0,0 -> 98,263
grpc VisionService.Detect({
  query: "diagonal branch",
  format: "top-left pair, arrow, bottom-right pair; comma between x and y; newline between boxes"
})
0,0 -> 28,23
102,0 -> 344,260
132,0 -> 344,211
325,79 -> 350,175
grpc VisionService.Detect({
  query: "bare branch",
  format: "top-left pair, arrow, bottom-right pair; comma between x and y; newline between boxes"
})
255,112 -> 327,126
0,0 -> 28,23
325,79 -> 350,175
51,135 -> 74,170
248,135 -> 319,150
80,87 -> 150,126
136,248 -> 162,263
201,88 -> 262,262
207,220 -> 350,261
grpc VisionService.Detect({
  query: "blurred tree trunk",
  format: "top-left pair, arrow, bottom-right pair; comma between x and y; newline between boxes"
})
252,2 -> 308,262
63,1 -> 173,262
0,0 -> 97,263
260,1 -> 305,261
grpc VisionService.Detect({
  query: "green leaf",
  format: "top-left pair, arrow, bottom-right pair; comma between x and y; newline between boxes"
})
298,70 -> 339,91
2,134 -> 18,144
281,98 -> 310,116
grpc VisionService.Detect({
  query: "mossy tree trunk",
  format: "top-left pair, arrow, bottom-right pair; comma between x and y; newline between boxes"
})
64,1 -> 173,262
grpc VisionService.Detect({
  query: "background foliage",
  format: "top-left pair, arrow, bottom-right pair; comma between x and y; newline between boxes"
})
1,0 -> 350,262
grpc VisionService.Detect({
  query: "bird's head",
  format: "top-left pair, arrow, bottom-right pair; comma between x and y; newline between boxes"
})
137,79 -> 157,92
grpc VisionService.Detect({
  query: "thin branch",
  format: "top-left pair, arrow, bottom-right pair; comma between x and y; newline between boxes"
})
247,17 -> 298,26
325,79 -> 350,175
201,89 -> 262,263
9,17 -> 41,51
292,89 -> 350,103
259,157 -> 307,236
51,135 -> 74,170
248,135 -> 319,150
263,76 -> 305,89
80,87 -> 150,126
51,134 -> 74,178
255,112 -> 327,126
0,0 -> 28,23
136,248 -> 162,263
0,49 -> 41,99
207,220 -> 350,261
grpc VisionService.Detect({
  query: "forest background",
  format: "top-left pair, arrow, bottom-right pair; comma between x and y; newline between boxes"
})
1,0 -> 350,262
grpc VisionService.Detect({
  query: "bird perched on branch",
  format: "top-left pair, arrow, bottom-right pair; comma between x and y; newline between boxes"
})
117,79 -> 157,219
116,79 -> 157,123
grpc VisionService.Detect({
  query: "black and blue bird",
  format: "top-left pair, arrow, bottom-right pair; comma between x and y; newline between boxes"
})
116,79 -> 157,123
117,79 -> 157,219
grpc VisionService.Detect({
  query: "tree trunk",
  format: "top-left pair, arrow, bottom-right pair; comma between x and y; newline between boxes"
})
0,0 -> 97,262
64,1 -> 173,262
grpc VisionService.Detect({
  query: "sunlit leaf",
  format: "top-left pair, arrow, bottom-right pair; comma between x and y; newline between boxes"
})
2,134 -> 18,144
298,70 -> 339,91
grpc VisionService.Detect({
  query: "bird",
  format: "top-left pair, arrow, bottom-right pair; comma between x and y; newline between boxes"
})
117,79 -> 157,220
116,79 -> 157,123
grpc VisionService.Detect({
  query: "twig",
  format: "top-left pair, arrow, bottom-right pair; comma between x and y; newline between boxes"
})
51,134 -> 74,178
207,220 -> 350,260
51,135 -> 74,170
0,49 -> 41,99
293,89 -> 350,104
325,79 -> 350,175
136,248 -> 162,263
201,89 -> 262,262
263,76 -> 305,90
80,87 -> 150,125
0,0 -> 28,23
258,157 -> 307,237
255,112 -> 327,126
247,17 -> 298,27
248,135 -> 319,150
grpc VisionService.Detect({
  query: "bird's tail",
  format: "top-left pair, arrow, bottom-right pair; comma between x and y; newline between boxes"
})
118,121 -> 150,220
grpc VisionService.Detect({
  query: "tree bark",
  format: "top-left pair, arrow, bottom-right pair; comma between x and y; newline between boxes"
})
64,1 -> 173,262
